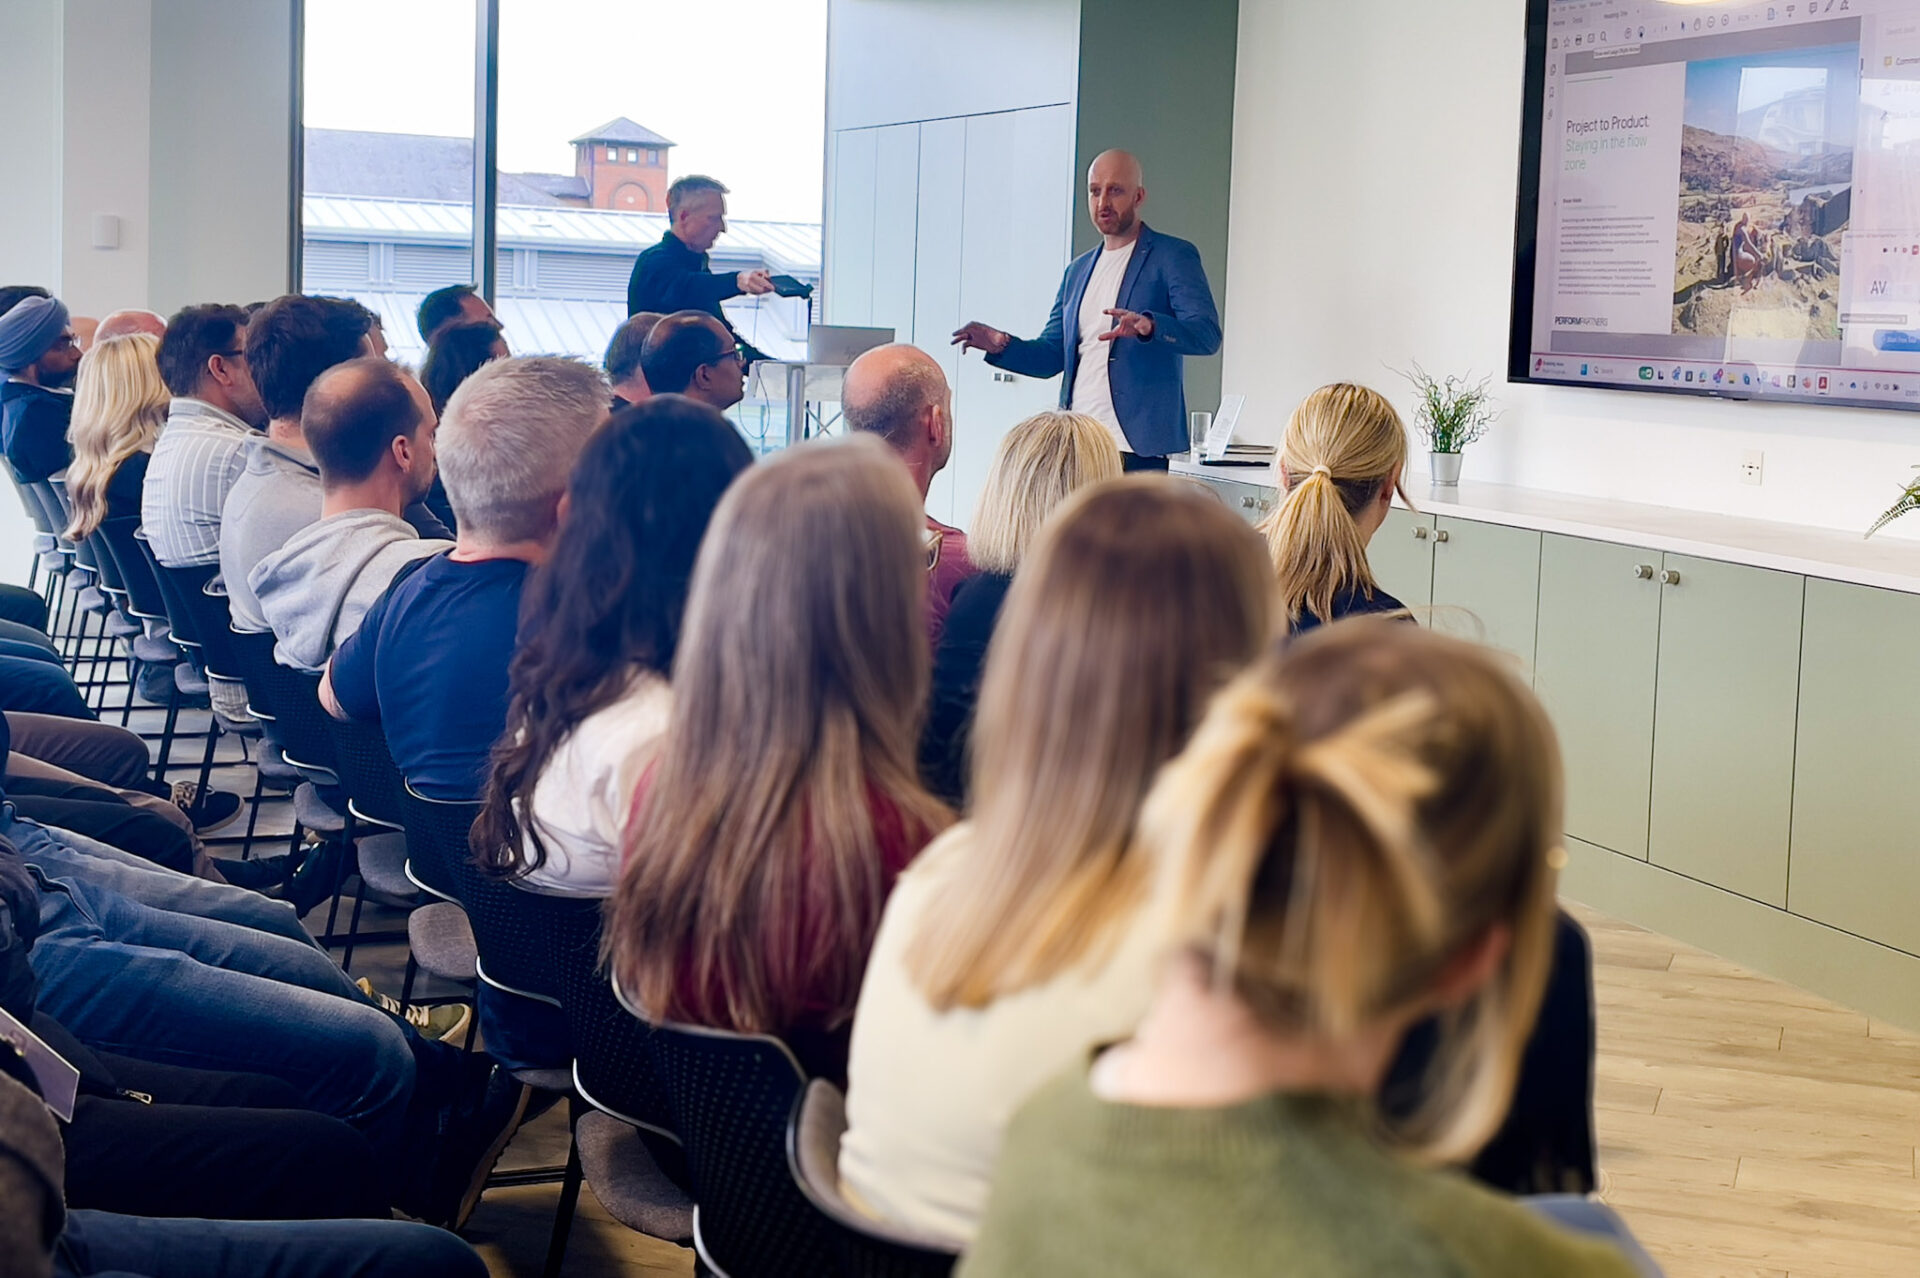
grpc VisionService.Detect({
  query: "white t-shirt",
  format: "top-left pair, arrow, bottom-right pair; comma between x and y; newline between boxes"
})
837,822 -> 1173,1243
1068,240 -> 1138,455
515,671 -> 672,898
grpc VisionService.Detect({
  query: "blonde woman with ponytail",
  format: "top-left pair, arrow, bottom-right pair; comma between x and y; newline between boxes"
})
1257,382 -> 1412,630
839,477 -> 1271,1244
63,333 -> 169,540
962,622 -> 1646,1278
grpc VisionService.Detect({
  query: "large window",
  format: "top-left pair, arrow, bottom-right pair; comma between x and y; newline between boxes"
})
298,0 -> 826,449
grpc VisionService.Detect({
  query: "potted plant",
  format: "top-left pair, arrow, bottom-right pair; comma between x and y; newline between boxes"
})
1402,364 -> 1498,486
1867,466 -> 1920,538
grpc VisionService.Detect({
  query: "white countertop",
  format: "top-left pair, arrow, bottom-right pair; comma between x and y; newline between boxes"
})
1170,456 -> 1920,596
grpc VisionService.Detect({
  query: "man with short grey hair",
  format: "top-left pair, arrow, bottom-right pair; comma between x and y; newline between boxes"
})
625,174 -> 774,363
843,342 -> 977,642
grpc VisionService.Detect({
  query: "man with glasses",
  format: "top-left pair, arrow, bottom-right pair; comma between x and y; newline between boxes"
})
637,311 -> 748,412
143,304 -> 268,577
0,294 -> 83,483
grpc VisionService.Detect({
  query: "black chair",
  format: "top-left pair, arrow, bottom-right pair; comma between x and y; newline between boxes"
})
323,716 -> 422,968
630,1001 -> 839,1277
788,1080 -> 959,1278
3,465 -> 62,597
93,516 -> 188,727
37,478 -> 112,684
543,897 -> 692,1276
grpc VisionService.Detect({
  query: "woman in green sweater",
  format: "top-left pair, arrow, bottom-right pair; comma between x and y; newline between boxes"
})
961,621 -> 1648,1278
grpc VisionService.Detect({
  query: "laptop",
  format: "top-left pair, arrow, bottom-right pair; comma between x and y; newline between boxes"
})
807,325 -> 894,367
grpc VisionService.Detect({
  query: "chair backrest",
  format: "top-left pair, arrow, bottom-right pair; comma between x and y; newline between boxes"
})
401,783 -> 560,1005
38,480 -> 95,573
788,1080 -> 959,1278
95,517 -> 169,626
7,467 -> 59,540
228,629 -> 340,775
324,715 -> 409,829
643,1019 -> 839,1277
548,896 -> 677,1137
136,543 -> 214,655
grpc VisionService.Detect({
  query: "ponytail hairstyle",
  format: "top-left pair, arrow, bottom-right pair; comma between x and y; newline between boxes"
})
1139,620 -> 1563,1166
1256,383 -> 1409,627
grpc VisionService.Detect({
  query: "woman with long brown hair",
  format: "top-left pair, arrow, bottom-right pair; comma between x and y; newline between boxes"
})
839,477 -> 1273,1242
606,434 -> 951,1082
962,622 -> 1643,1277
63,333 -> 169,541
1256,382 -> 1411,631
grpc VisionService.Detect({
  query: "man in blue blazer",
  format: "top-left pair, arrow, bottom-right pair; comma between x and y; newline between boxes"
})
953,150 -> 1221,469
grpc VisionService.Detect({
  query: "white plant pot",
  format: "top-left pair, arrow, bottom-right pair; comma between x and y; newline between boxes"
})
1430,451 -> 1463,486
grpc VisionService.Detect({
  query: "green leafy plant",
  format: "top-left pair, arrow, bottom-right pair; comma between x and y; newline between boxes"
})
1866,465 -> 1920,539
1400,364 -> 1499,454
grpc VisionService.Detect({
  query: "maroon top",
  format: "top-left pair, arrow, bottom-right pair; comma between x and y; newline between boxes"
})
926,516 -> 978,648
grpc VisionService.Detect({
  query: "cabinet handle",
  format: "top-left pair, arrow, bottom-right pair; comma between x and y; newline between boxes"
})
1433,529 -> 1450,543
1241,496 -> 1256,509
1412,526 -> 1429,540
1660,568 -> 1681,586
1633,564 -> 1655,579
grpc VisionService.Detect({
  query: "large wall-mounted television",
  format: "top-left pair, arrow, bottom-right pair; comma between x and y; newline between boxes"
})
1510,0 -> 1920,411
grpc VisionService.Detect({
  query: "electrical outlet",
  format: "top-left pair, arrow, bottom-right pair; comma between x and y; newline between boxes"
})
1740,449 -> 1764,486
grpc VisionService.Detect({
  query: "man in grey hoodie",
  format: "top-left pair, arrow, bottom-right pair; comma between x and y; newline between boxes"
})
250,359 -> 450,672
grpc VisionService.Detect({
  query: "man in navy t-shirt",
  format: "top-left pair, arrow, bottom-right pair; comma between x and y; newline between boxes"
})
321,356 -> 609,800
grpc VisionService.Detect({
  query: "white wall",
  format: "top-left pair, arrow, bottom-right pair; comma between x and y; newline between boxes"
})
1227,0 -> 1920,541
62,0 -> 152,319
826,0 -> 1080,132
0,1 -> 63,291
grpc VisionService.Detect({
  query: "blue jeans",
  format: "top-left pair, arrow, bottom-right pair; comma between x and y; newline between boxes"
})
8,814 -> 418,1160
0,652 -> 89,718
57,1210 -> 487,1278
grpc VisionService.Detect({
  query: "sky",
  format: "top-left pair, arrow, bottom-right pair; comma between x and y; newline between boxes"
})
301,0 -> 828,224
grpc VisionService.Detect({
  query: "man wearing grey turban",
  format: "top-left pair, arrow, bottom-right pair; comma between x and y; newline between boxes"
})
0,295 -> 82,483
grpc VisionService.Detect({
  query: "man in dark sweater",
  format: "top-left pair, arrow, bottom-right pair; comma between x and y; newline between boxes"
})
0,296 -> 82,483
625,175 -> 775,363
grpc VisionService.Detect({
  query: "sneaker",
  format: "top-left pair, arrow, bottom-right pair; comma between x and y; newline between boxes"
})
281,840 -> 348,917
213,854 -> 293,893
133,663 -> 176,706
426,1065 -> 532,1231
171,782 -> 244,834
356,978 -> 473,1047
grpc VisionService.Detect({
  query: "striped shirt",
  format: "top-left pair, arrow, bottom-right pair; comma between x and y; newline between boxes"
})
142,398 -> 259,570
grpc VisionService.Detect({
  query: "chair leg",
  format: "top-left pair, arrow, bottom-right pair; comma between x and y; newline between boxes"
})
340,876 -> 368,974
153,685 -> 181,783
193,714 -> 219,797
542,1109 -> 584,1278
240,767 -> 266,860
398,954 -> 418,1012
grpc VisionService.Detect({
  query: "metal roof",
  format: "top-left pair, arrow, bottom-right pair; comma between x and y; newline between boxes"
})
570,117 -> 676,148
304,128 -> 579,207
302,195 -> 820,274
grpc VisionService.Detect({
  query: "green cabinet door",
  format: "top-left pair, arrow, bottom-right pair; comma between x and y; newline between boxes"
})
1196,474 -> 1278,527
1647,556 -> 1804,906
1534,535 -> 1663,860
1428,517 -> 1542,678
1789,579 -> 1920,956
1371,508 -> 1436,610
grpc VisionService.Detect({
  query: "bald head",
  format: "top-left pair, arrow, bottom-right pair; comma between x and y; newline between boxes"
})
843,344 -> 953,494
639,310 -> 744,409
96,310 -> 167,343
1087,149 -> 1147,242
301,356 -> 432,489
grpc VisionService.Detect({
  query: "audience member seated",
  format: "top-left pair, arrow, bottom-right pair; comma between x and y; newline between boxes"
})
62,334 -> 168,541
222,294 -> 449,636
841,477 -> 1270,1242
1257,382 -> 1411,631
842,343 -> 978,643
608,435 -> 952,1084
251,359 -> 449,672
0,296 -> 82,482
415,282 -> 498,348
421,320 -> 509,418
604,310 -> 663,409
0,1071 -> 489,1278
142,304 -> 267,571
961,622 -> 1644,1278
637,310 -> 747,411
474,395 -> 752,899
323,356 -> 606,1075
92,309 -> 166,343
919,410 -> 1120,805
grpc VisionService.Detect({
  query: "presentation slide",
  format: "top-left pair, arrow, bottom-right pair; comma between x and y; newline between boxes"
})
1513,0 -> 1920,411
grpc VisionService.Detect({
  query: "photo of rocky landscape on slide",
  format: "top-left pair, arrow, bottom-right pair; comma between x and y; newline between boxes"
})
1673,45 -> 1858,341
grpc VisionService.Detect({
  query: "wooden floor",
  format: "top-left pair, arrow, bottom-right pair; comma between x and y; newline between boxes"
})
1573,901 -> 1920,1278
108,687 -> 1919,1277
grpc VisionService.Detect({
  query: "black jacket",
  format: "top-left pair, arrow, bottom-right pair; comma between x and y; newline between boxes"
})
625,231 -> 769,363
919,572 -> 1014,807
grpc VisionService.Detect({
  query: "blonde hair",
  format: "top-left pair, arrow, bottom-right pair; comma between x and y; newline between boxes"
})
1256,383 -> 1409,626
609,434 -> 952,1034
966,411 -> 1122,573
907,478 -> 1273,1010
1140,620 -> 1563,1165
64,334 -> 168,540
